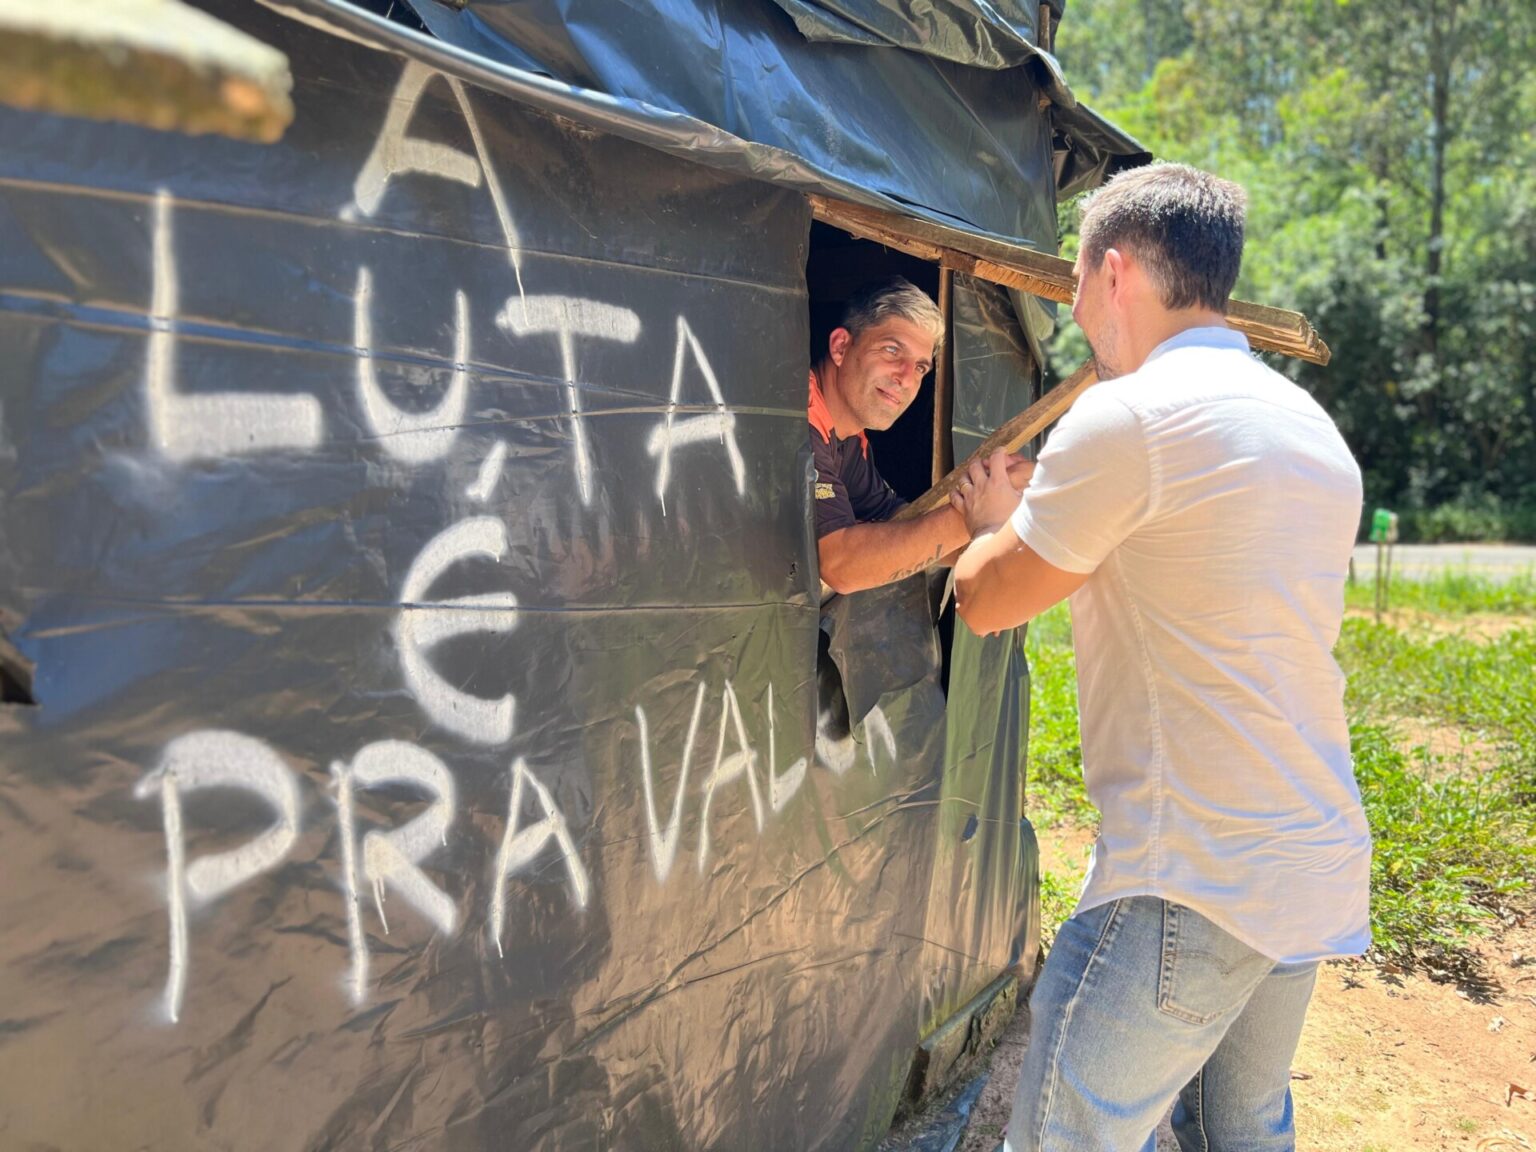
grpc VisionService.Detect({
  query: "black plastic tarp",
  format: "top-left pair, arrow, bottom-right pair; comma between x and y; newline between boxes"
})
768,0 -> 1057,69
0,2 -> 1046,1148
395,0 -> 1146,246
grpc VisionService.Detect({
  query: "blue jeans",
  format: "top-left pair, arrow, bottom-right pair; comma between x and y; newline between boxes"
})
1004,896 -> 1319,1152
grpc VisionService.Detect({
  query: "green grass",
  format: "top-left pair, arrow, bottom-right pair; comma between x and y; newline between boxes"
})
1353,723 -> 1535,970
1024,602 -> 1094,828
1345,566 -> 1536,616
1026,577 -> 1536,975
1037,867 -> 1083,953
1341,620 -> 1536,737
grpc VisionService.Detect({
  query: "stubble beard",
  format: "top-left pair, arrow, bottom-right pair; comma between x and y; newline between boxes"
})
1086,326 -> 1123,381
1090,351 -> 1120,381
856,379 -> 906,432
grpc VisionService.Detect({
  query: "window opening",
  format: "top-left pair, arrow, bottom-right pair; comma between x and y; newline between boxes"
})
805,221 -> 959,691
806,220 -> 943,507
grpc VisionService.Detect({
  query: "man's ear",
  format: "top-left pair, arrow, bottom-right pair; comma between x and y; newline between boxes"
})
828,326 -> 852,366
1103,247 -> 1126,295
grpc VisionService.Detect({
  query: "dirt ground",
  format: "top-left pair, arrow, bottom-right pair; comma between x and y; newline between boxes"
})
945,825 -> 1536,1152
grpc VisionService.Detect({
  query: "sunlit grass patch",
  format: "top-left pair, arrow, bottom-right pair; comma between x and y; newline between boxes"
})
1024,602 -> 1092,829
1353,724 -> 1536,971
1345,566 -> 1536,617
1339,618 -> 1536,785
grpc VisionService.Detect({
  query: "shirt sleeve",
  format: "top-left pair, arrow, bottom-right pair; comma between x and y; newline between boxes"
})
812,429 -> 858,539
1010,388 -> 1154,574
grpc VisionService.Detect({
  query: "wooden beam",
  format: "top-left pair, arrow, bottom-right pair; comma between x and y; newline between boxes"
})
931,268 -> 954,486
809,195 -> 1330,366
896,359 -> 1099,522
0,0 -> 293,143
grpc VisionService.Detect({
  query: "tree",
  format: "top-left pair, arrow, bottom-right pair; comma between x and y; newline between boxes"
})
1051,0 -> 1536,537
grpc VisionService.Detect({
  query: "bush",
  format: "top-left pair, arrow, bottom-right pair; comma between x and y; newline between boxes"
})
1395,495 -> 1536,543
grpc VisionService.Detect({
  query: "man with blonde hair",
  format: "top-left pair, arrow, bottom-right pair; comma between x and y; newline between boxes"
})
951,163 -> 1370,1151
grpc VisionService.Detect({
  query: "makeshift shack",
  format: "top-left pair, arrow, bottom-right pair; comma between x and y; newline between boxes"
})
0,2 -> 1161,1148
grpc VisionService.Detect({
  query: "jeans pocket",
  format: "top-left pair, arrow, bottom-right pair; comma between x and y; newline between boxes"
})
1157,902 -> 1273,1026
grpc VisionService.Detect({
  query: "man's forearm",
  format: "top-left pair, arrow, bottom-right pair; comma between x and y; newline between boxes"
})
949,451 -> 1087,632
953,523 -> 1088,633
818,506 -> 968,594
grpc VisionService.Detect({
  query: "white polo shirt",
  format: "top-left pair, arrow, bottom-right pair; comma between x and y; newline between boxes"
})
1012,327 -> 1371,963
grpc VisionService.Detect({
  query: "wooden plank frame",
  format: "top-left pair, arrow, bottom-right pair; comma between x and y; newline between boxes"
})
0,0 -> 294,142
931,267 -> 954,486
809,195 -> 1331,366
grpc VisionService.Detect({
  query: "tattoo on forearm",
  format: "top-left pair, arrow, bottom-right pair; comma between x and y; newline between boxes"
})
888,544 -> 944,583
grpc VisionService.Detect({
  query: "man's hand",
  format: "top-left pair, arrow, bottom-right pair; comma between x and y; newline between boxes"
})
950,449 -> 1024,539
1004,453 -> 1036,492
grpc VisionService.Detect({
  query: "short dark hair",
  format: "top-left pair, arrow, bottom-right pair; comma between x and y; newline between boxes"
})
1078,163 -> 1247,312
841,276 -> 944,350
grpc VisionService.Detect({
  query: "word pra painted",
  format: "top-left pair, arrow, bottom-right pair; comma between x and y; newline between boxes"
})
135,682 -> 893,1021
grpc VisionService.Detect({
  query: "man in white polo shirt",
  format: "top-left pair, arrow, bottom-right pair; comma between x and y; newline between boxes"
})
950,163 -> 1370,1151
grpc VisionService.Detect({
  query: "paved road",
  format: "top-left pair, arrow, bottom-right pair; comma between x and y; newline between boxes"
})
1352,542 -> 1536,582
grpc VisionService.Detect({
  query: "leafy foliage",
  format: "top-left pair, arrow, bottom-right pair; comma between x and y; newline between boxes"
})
1051,0 -> 1536,538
